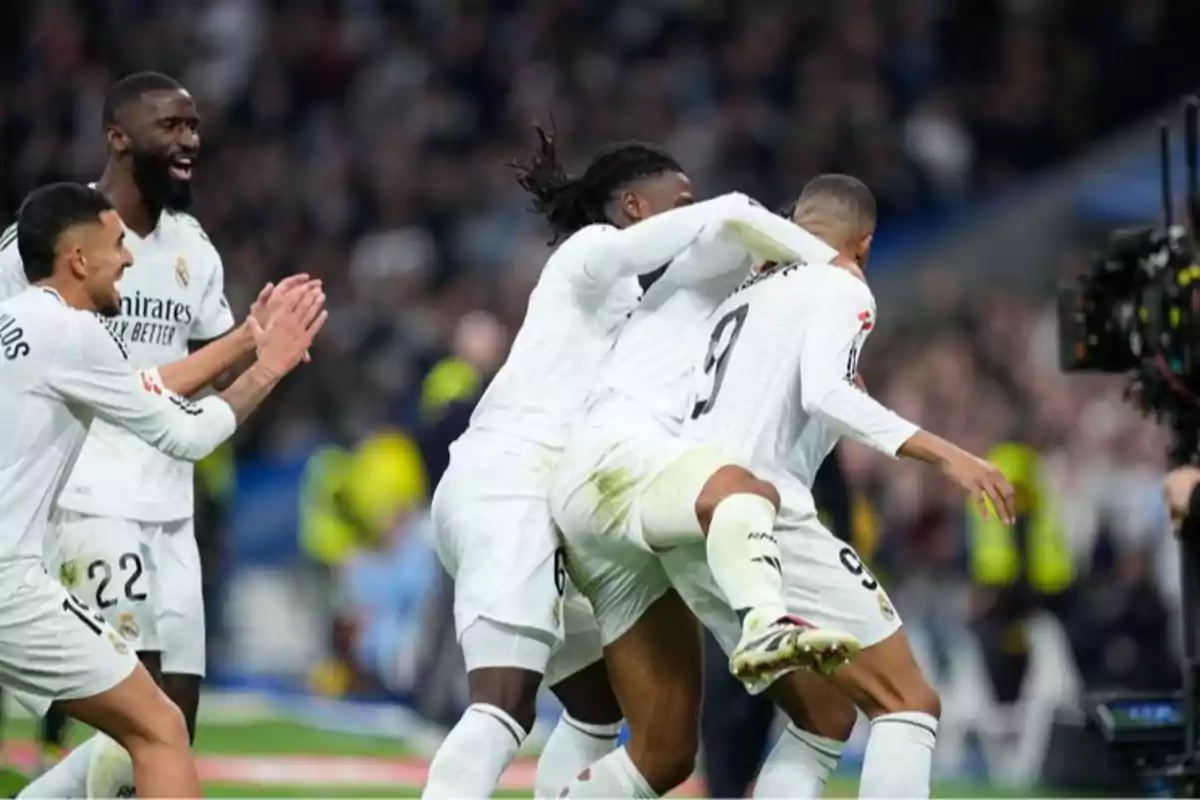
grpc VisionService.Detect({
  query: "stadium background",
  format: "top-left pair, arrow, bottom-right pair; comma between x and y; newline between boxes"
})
2,0 -> 1200,795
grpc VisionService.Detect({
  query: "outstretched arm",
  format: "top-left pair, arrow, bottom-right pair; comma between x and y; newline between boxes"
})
798,271 -> 1014,522
579,193 -> 840,288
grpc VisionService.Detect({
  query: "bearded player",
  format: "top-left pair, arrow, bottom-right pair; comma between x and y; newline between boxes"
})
0,72 -> 314,798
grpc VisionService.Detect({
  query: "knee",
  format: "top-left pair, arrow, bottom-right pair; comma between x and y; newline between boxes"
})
467,667 -> 542,733
126,693 -> 190,753
552,660 -> 623,727
695,466 -> 780,530
867,679 -> 941,721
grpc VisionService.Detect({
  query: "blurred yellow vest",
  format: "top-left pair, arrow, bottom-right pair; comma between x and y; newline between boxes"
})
299,431 -> 428,567
967,443 -> 1073,594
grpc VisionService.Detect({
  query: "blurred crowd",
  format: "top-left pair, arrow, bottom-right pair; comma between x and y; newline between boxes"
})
2,0 -> 1198,746
3,0 -> 1198,454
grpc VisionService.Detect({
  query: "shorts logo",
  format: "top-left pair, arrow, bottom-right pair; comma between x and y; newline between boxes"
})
107,632 -> 130,655
116,612 -> 141,642
59,561 -> 79,589
877,591 -> 895,621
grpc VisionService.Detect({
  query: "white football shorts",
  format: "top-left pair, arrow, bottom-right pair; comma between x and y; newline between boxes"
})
661,515 -> 904,662
50,511 -> 207,677
432,438 -> 602,686
550,409 -> 733,646
0,558 -> 138,717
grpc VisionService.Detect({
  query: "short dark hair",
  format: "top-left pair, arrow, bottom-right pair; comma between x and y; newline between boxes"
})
510,126 -> 683,243
17,183 -> 113,282
791,174 -> 877,237
102,71 -> 184,128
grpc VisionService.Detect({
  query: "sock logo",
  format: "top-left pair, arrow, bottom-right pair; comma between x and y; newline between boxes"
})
748,531 -> 776,543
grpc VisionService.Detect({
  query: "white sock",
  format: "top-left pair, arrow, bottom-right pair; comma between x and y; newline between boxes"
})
86,732 -> 134,798
422,703 -> 528,799
859,711 -> 938,798
559,746 -> 658,798
752,724 -> 843,798
706,494 -> 785,619
534,713 -> 622,798
18,736 -> 95,798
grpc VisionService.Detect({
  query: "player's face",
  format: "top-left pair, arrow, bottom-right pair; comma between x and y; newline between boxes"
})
621,171 -> 695,224
78,210 -> 134,317
117,90 -> 201,212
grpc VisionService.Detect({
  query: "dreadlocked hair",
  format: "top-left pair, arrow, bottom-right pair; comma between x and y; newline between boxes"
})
510,126 -> 683,244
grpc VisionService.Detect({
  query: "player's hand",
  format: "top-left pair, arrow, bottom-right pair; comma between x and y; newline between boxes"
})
248,275 -> 317,363
249,282 -> 327,378
940,450 -> 1016,525
1165,467 -> 1200,531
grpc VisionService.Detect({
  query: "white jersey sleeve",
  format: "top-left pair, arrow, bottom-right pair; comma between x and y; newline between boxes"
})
48,313 -> 237,461
797,270 -> 918,457
0,225 -> 28,301
184,219 -> 235,341
574,193 -> 837,290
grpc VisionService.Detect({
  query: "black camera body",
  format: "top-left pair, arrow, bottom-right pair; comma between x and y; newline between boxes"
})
1056,99 -> 1200,797
1058,225 -> 1200,462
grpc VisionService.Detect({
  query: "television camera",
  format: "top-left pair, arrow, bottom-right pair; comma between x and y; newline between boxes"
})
1058,97 -> 1200,796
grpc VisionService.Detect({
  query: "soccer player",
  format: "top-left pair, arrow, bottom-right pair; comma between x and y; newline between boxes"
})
556,175 -> 1015,798
0,182 -> 323,798
423,129 -> 850,799
0,72 -> 315,799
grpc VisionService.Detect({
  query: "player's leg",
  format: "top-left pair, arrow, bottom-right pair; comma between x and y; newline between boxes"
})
0,561 -> 197,798
20,513 -> 161,799
557,590 -> 702,798
537,588 -> 623,798
826,629 -> 940,798
639,447 -> 859,687
422,476 -> 566,799
84,520 -> 206,799
780,527 -> 939,798
660,543 -> 859,799
758,670 -> 859,798
157,520 -> 207,740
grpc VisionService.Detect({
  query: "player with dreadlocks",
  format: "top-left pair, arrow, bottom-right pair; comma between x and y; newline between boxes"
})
424,128 -> 696,799
423,127 -> 857,799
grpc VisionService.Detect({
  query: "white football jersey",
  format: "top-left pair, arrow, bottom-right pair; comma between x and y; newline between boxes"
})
0,288 -> 236,559
685,263 -> 919,522
460,193 -> 835,456
585,230 -> 752,431
0,210 -> 235,522
463,225 -> 643,452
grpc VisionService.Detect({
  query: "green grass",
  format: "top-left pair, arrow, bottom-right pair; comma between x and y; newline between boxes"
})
0,715 -> 1031,798
193,719 -> 409,757
3,716 -> 408,757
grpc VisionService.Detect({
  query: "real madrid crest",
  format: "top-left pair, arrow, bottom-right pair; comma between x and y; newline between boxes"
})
117,612 -> 141,642
878,591 -> 895,621
175,256 -> 190,288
